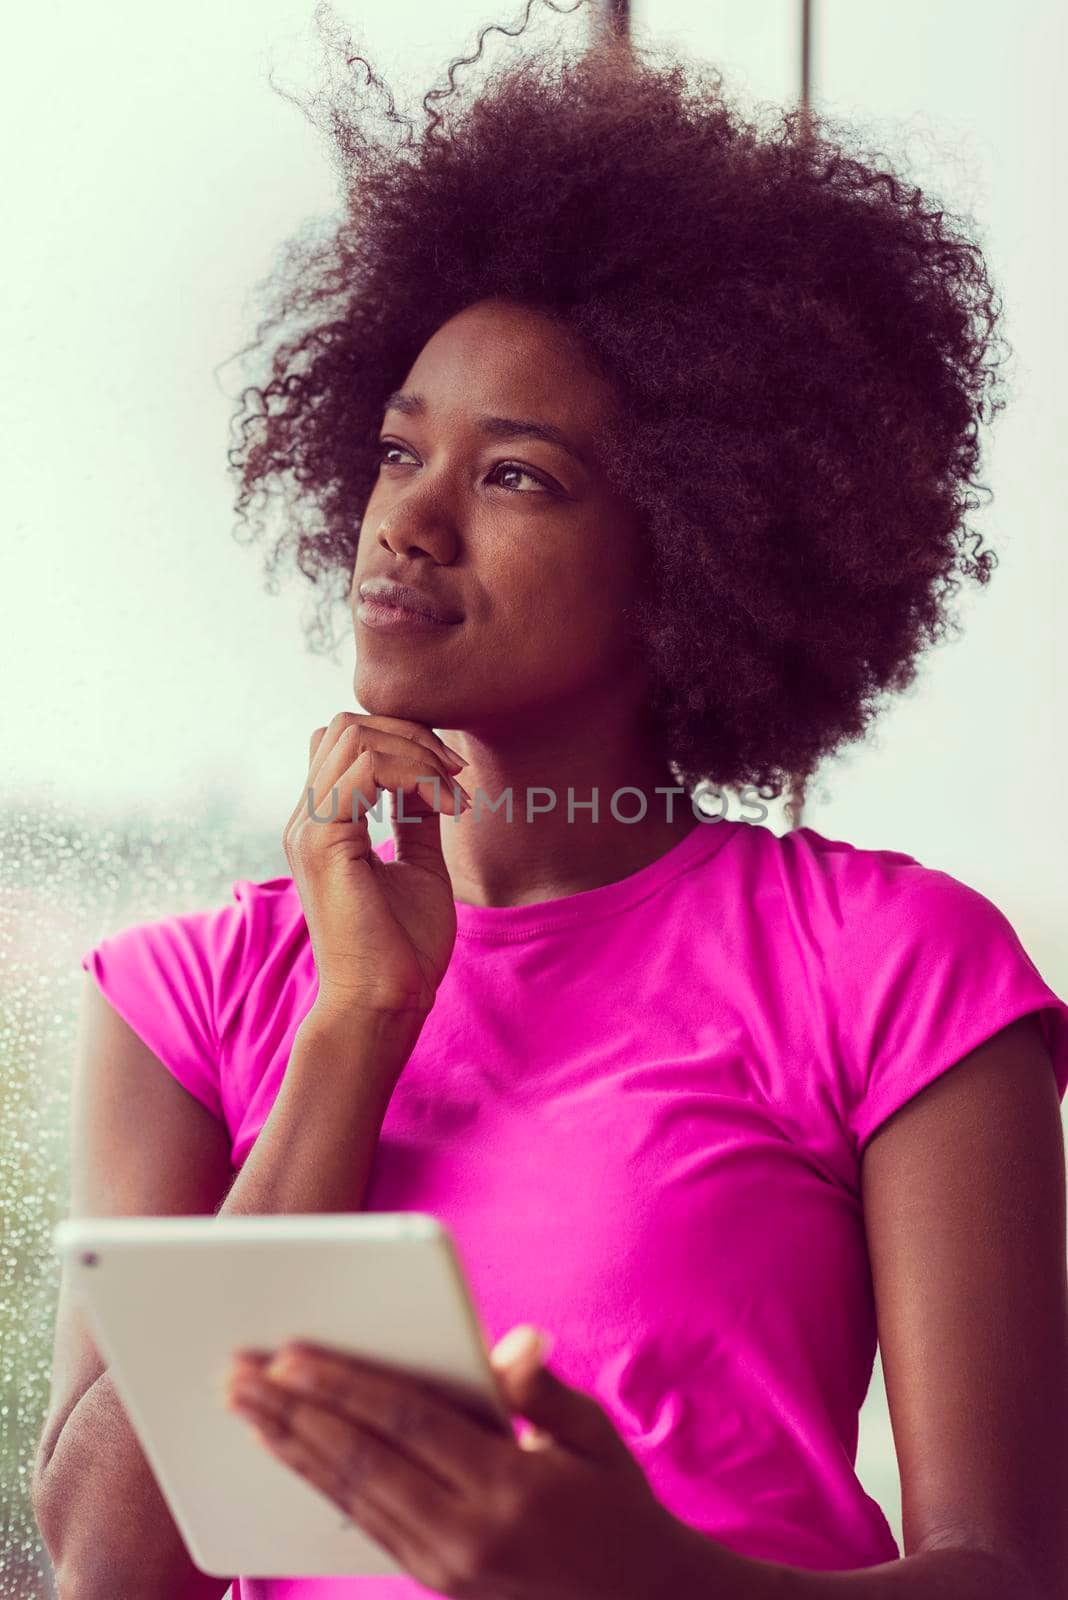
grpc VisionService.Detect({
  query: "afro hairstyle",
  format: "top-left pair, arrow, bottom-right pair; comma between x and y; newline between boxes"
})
222,0 -> 1009,820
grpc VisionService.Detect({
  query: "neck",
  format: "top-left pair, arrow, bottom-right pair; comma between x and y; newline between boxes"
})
434,709 -> 700,909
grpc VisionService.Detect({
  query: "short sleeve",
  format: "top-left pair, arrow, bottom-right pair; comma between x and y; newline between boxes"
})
80,885 -> 253,1122
827,865 -> 1068,1156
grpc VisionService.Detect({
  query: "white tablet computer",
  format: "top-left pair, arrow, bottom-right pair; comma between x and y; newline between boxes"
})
52,1212 -> 515,1579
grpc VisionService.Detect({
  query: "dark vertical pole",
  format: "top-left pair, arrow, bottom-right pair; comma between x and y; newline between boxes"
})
798,0 -> 815,143
592,0 -> 630,49
786,6 -> 815,828
801,0 -> 812,112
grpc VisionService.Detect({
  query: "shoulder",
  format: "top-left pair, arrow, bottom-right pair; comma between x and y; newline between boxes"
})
725,825 -> 1068,1155
758,828 -> 1068,1151
733,820 -> 1003,939
80,874 -> 312,1128
82,873 -> 305,1055
782,825 -> 1042,979
85,873 -> 298,976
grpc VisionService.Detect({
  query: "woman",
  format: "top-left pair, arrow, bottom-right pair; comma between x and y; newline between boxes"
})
36,5 -> 1068,1599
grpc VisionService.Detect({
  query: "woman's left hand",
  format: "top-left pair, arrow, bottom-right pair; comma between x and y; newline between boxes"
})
222,1324 -> 715,1599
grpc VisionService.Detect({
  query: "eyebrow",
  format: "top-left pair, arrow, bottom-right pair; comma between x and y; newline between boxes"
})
381,389 -> 590,470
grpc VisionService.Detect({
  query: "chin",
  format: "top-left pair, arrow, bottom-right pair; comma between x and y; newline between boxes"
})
353,663 -> 455,726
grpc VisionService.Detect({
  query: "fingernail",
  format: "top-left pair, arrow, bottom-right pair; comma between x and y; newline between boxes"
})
229,1370 -> 272,1404
490,1325 -> 552,1367
252,1414 -> 290,1442
265,1353 -> 314,1388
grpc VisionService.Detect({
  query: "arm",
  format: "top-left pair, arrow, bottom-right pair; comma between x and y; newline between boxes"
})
692,1542 -> 1042,1600
32,976 -> 237,1600
33,985 -> 421,1600
214,1001 -> 423,1218
682,1012 -> 1068,1600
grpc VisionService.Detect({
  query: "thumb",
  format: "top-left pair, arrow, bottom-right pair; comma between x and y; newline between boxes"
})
388,778 -> 446,872
489,1326 -> 628,1464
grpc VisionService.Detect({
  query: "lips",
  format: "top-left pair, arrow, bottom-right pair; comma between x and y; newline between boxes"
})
357,578 -> 463,624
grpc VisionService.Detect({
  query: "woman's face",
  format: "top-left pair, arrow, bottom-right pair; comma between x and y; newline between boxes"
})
350,297 -> 649,736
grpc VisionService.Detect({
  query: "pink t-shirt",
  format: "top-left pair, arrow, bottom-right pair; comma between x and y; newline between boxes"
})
80,818 -> 1068,1596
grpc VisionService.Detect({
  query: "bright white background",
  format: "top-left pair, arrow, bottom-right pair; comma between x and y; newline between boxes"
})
3,0 -> 1064,1582
3,0 -> 1064,952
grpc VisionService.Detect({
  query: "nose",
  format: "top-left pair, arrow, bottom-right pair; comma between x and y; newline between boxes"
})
373,480 -> 462,566
376,519 -> 459,566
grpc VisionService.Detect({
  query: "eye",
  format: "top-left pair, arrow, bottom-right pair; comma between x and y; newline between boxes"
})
374,439 -> 556,494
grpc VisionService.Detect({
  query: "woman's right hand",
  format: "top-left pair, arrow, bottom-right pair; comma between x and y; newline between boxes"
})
282,712 -> 472,1023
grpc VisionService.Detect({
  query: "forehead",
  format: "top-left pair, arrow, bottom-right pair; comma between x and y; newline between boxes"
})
401,299 -> 617,427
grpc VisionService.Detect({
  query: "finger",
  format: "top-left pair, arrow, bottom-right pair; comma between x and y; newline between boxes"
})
245,1410 -> 431,1571
433,729 -> 467,768
518,1423 -> 553,1451
495,1359 -> 627,1466
265,1348 -> 513,1499
313,748 -> 469,831
306,713 -> 362,784
289,717 -> 466,841
246,1391 -> 463,1531
308,727 -> 463,818
313,713 -> 463,779
286,735 -> 464,841
342,712 -> 466,770
284,725 -> 340,839
386,779 -> 447,875
303,713 -> 383,793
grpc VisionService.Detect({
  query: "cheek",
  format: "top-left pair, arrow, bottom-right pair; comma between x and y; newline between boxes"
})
493,597 -> 580,661
490,606 -> 626,699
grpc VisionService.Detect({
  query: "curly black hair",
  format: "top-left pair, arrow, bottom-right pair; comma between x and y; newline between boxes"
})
221,0 -> 1008,822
